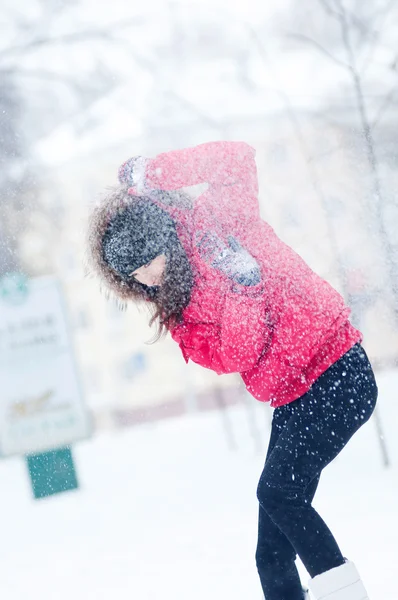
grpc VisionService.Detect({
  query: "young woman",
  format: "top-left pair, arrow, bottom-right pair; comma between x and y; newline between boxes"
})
87,141 -> 377,600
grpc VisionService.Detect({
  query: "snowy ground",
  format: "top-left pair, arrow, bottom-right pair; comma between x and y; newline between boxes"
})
1,370 -> 397,600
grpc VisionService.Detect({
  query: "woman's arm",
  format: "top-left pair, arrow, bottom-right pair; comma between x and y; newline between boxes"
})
145,141 -> 258,190
171,289 -> 271,374
118,141 -> 260,224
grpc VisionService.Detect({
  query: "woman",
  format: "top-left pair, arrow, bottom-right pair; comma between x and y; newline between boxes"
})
87,141 -> 377,600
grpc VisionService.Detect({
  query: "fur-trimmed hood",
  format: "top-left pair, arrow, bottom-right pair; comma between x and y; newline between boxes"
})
86,185 -> 193,304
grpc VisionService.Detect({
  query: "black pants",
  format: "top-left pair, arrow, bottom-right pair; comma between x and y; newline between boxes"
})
256,343 -> 378,599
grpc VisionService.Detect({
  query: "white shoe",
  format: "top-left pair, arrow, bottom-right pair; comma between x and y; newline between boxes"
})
308,560 -> 369,600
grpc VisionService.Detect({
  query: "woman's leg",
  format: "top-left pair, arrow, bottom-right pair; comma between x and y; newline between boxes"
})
256,407 -> 320,598
257,344 -> 377,579
256,477 -> 320,599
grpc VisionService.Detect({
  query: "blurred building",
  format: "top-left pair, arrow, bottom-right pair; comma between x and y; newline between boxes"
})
21,111 -> 398,429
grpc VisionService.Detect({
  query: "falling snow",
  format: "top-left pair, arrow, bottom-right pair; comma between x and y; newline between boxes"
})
1,1 -> 397,599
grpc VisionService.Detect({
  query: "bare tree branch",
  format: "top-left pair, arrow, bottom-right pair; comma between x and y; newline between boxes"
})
317,0 -> 397,75
102,36 -> 156,73
358,0 -> 396,76
0,17 -> 144,62
333,0 -> 357,67
317,0 -> 341,19
371,86 -> 398,130
2,67 -> 90,95
317,0 -> 371,37
286,33 -> 349,68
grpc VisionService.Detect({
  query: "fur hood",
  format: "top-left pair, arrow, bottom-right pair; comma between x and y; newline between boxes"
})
86,185 -> 193,304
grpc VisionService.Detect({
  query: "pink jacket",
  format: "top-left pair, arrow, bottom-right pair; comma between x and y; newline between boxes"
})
142,141 -> 362,407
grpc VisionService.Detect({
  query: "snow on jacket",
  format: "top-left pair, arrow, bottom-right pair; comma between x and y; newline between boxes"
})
90,141 -> 361,407
140,141 -> 362,407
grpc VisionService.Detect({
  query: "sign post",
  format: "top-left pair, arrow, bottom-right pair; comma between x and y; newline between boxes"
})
26,447 -> 79,499
0,274 -> 91,498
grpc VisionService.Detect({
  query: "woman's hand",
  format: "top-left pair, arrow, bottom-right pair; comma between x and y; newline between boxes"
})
118,156 -> 150,194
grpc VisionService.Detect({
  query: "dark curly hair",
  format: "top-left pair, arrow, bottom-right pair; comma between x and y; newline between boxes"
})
87,186 -> 194,341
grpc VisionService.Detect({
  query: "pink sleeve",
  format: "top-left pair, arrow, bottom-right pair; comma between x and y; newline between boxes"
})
171,289 -> 270,374
145,141 -> 257,190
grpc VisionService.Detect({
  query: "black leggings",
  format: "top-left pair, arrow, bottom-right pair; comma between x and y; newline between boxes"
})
256,343 -> 378,600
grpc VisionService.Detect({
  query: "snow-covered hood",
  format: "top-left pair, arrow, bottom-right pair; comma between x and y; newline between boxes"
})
86,185 -> 193,303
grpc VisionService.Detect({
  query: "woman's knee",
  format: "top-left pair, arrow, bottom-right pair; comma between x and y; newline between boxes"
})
257,476 -> 304,519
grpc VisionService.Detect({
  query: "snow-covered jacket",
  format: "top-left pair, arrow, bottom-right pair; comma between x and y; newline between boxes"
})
93,141 -> 362,407
143,141 -> 361,407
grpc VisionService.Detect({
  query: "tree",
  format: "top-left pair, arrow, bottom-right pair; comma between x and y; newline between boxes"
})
0,0 -> 125,276
0,75 -> 35,275
286,0 -> 398,316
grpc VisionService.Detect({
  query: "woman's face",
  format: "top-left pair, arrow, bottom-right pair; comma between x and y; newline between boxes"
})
130,254 -> 167,287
